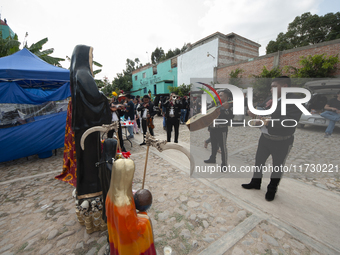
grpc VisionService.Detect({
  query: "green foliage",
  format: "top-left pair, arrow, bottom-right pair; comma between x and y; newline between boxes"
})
113,72 -> 133,93
0,31 -> 20,57
284,54 -> 339,86
151,43 -> 188,64
168,84 -> 191,97
151,47 -> 165,64
229,68 -> 244,87
25,37 -> 65,67
252,66 -> 282,100
266,12 -> 340,54
285,53 -> 339,78
108,58 -> 143,95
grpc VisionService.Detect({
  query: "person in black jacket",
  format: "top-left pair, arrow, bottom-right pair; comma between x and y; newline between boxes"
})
137,95 -> 156,145
204,90 -> 233,168
163,93 -> 181,143
242,76 -> 302,201
107,99 -> 126,152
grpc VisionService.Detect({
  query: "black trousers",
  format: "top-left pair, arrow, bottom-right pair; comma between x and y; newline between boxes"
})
107,123 -> 125,152
253,134 -> 294,180
209,128 -> 228,165
166,117 -> 179,143
141,118 -> 154,141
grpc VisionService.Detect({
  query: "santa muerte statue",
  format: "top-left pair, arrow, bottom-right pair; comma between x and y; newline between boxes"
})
57,44 -> 193,255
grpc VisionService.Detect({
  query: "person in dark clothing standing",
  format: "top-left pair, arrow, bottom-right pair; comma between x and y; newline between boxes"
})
107,100 -> 126,152
138,95 -> 156,145
161,96 -> 168,130
124,94 -> 135,139
242,76 -> 303,201
135,96 -> 141,131
204,90 -> 233,168
163,93 -> 181,143
180,97 -> 188,124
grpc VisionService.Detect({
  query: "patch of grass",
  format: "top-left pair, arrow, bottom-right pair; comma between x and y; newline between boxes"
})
178,238 -> 191,254
154,210 -> 162,221
154,239 -> 168,249
171,227 -> 180,239
173,213 -> 183,223
185,222 -> 194,231
16,242 -> 28,253
246,212 -> 252,217
4,197 -> 14,203
73,239 -> 103,255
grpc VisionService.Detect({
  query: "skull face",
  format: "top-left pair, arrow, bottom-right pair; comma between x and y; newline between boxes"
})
80,200 -> 89,210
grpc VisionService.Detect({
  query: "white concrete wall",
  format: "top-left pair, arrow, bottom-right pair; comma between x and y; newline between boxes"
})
177,38 -> 218,86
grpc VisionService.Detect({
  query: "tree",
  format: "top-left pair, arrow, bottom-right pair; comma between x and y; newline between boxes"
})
93,61 -> 103,77
0,31 -> 20,57
109,58 -> 143,94
168,84 -> 192,97
229,68 -> 244,87
266,12 -> 340,54
284,54 -> 339,85
151,43 -> 188,64
252,66 -> 282,101
112,72 -> 133,93
151,47 -> 165,64
97,76 -> 113,96
24,37 -> 65,67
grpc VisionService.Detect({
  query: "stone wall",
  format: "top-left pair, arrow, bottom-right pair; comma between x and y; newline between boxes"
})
216,39 -> 340,84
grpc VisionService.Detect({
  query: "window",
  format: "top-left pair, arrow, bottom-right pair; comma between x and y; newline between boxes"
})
171,58 -> 177,68
154,85 -> 157,95
134,75 -> 137,81
153,66 -> 157,75
143,72 -> 146,78
143,87 -> 147,93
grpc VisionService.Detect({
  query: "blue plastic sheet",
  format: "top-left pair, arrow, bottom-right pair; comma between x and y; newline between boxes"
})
0,111 -> 67,162
0,81 -> 70,104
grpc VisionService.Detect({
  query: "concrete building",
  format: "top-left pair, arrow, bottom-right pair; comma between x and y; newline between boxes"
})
177,32 -> 260,86
131,58 -> 178,98
131,32 -> 260,97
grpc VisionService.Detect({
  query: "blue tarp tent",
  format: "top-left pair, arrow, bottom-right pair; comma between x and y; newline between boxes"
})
0,48 -> 71,162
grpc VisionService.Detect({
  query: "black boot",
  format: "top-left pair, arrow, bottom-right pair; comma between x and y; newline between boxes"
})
242,178 -> 261,190
265,178 -> 280,201
204,157 -> 216,164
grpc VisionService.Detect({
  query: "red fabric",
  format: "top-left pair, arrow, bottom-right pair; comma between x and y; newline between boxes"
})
55,100 -> 77,186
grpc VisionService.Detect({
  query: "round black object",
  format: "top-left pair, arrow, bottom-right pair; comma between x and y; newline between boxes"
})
134,189 -> 153,212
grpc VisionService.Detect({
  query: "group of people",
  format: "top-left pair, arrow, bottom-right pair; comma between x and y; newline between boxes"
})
107,92 -> 190,146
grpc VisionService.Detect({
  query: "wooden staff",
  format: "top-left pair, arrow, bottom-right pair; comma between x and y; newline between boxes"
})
142,134 -> 150,189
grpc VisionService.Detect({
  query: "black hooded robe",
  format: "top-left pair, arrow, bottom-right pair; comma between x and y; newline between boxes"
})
70,45 -> 111,199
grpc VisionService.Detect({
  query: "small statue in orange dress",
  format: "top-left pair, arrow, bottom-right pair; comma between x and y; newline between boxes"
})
106,159 -> 156,255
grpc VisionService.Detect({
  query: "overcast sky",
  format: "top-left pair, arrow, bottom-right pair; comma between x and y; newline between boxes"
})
1,0 -> 339,80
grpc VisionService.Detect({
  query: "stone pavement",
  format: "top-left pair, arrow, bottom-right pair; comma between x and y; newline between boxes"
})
0,115 -> 339,255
